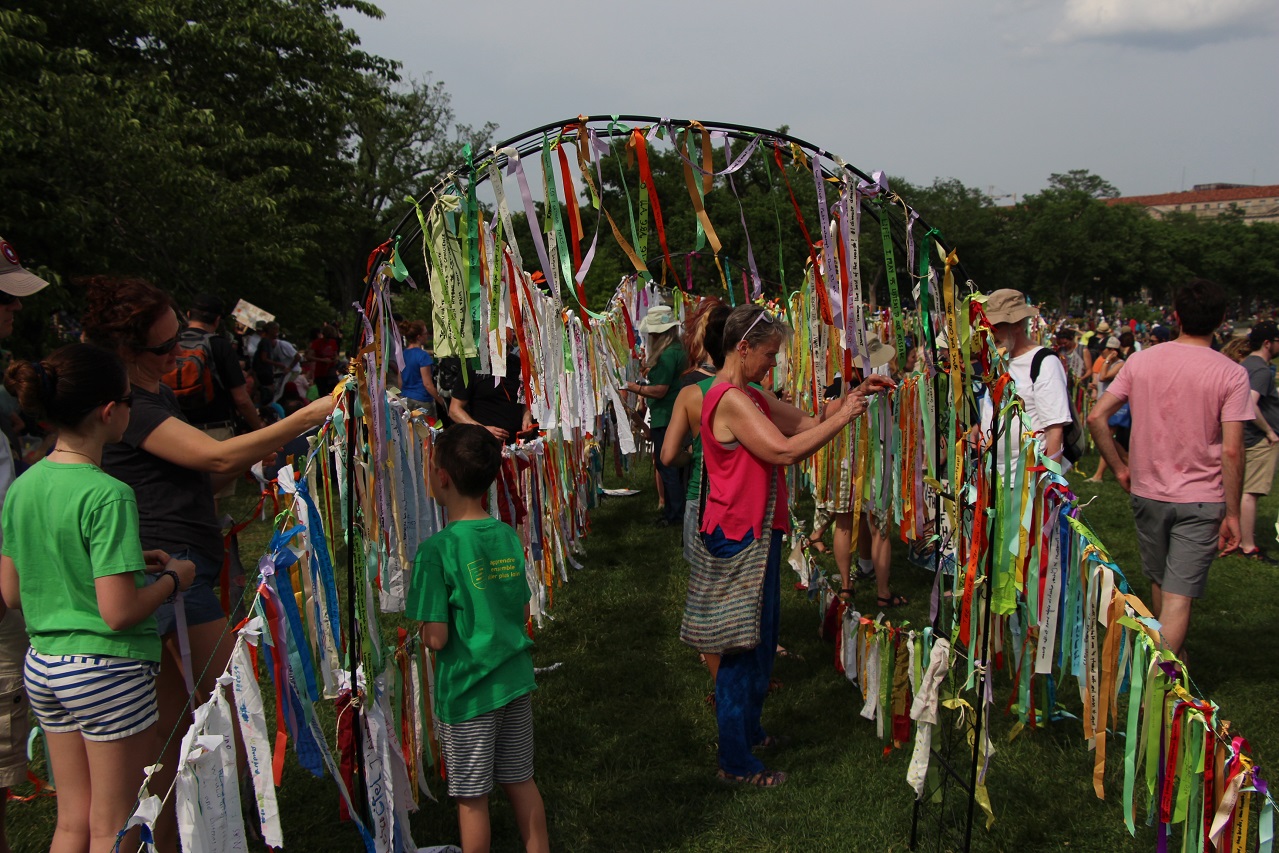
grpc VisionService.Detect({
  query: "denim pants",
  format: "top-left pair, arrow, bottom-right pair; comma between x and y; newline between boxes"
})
706,529 -> 782,777
650,425 -> 685,523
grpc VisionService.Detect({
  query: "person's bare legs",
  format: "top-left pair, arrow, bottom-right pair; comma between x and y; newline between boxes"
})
858,515 -> 873,565
44,730 -> 91,853
86,726 -> 160,853
1240,492 -> 1260,552
832,512 -> 854,599
870,521 -> 894,602
456,795 -> 492,853
501,779 -> 549,853
1154,589 -> 1193,659
1087,455 -> 1108,483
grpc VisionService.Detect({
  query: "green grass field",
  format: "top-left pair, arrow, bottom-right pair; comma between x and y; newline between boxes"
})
6,452 -> 1276,852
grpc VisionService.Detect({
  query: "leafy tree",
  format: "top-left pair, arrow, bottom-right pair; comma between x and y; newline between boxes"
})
0,0 -> 489,345
1048,170 -> 1121,199
998,172 -> 1149,312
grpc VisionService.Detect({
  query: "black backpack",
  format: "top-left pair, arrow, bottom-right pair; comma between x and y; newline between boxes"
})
1029,348 -> 1087,464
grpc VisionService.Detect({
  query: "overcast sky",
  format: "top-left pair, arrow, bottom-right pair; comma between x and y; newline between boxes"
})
342,0 -> 1278,200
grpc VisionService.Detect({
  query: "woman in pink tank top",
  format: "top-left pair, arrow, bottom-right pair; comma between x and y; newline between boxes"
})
700,304 -> 894,787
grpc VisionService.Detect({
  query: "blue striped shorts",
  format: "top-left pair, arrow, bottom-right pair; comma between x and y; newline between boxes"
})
438,693 -> 535,798
23,649 -> 159,742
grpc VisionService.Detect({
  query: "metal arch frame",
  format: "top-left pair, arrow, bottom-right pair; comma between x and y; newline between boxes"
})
349,113 -> 984,849
368,113 -> 974,291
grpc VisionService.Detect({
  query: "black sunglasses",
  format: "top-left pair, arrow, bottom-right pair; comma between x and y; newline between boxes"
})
117,392 -> 134,407
0,292 -> 18,306
138,335 -> 179,355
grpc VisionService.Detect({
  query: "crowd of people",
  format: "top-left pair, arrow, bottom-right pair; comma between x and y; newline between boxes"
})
617,280 -> 1277,792
0,223 -> 1274,850
0,238 -> 338,853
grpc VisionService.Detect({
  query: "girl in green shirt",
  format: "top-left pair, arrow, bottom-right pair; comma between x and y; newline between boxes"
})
0,344 -> 194,853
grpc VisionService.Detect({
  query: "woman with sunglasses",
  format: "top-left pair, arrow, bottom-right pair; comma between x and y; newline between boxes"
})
697,304 -> 894,787
0,343 -> 196,853
80,276 -> 333,848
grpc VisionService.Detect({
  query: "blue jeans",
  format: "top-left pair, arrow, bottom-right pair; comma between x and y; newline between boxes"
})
713,530 -> 783,777
651,426 -> 685,523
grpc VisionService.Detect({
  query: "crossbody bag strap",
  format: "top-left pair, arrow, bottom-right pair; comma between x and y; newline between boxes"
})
698,453 -> 709,526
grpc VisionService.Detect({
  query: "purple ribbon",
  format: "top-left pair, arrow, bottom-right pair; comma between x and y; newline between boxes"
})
723,136 -> 763,298
812,149 -> 842,329
859,170 -> 890,198
504,147 -> 557,303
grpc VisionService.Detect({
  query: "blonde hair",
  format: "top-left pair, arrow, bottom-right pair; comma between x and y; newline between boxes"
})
1219,335 -> 1251,364
645,327 -> 680,371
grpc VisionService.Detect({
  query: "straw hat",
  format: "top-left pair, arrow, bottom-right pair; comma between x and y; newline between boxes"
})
983,289 -> 1038,325
1096,320 -> 1112,334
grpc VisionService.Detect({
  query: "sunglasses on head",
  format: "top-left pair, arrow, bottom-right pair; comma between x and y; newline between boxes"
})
742,309 -> 777,340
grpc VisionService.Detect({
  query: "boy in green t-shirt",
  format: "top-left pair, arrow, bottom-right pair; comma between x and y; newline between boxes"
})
406,424 -> 548,853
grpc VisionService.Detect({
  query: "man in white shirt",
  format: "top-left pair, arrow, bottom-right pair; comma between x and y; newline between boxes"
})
983,289 -> 1073,474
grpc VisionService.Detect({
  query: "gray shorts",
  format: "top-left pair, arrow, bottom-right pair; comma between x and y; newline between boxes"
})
437,693 -> 535,799
1129,495 -> 1225,599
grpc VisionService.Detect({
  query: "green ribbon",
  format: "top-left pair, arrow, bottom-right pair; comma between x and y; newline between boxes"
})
542,134 -> 573,303
1121,629 -> 1146,836
607,117 -> 650,284
390,235 -> 409,282
681,129 -> 708,252
464,145 -> 482,345
878,200 -> 909,368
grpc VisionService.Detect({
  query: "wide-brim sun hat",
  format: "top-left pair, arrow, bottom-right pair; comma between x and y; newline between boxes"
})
0,236 -> 51,297
639,303 -> 679,334
982,289 -> 1038,326
1097,321 -> 1112,334
864,334 -> 893,369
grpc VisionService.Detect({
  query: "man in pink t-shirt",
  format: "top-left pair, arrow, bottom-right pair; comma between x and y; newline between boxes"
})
1087,279 -> 1250,659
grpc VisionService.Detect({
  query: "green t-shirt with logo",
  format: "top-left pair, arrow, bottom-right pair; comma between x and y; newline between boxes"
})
0,459 -> 157,661
647,343 -> 688,429
406,517 -> 535,724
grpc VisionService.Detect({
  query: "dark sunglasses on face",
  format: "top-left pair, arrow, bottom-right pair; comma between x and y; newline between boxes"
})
138,336 -> 179,355
0,292 -> 18,306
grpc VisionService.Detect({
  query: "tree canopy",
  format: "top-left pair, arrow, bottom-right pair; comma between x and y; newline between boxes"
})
0,0 -> 489,347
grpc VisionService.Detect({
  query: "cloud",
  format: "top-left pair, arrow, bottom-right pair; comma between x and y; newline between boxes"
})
1051,0 -> 1277,48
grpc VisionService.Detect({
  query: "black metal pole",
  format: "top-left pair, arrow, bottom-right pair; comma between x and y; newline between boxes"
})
963,387 -> 999,853
344,375 -> 369,828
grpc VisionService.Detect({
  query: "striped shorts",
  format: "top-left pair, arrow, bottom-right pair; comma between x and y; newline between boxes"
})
438,693 -> 535,799
23,649 -> 159,743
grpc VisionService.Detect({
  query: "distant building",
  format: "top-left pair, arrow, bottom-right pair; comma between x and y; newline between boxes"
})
1109,183 -> 1279,225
